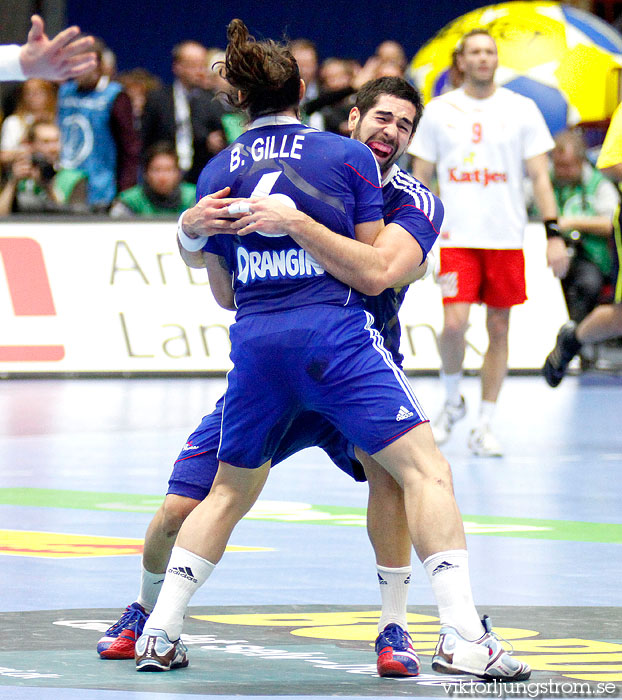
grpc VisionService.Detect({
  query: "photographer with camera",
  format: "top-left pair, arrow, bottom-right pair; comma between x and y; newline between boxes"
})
548,130 -> 618,324
0,119 -> 88,215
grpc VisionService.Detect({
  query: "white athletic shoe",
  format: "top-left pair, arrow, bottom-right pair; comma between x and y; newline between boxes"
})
432,616 -> 531,681
432,396 -> 466,445
135,628 -> 188,672
468,426 -> 503,457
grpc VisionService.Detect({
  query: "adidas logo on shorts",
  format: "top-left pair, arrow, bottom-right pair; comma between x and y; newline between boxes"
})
396,406 -> 414,421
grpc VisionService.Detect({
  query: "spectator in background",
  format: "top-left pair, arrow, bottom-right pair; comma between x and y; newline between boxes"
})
57,38 -> 140,210
290,38 -> 324,130
141,41 -> 221,184
318,58 -> 356,135
549,130 -> 617,324
303,52 -> 402,136
321,57 -> 355,92
375,40 -> 407,75
543,109 -> 622,387
373,59 -> 405,79
201,50 -> 238,155
0,119 -> 87,215
117,68 -> 162,132
0,78 -> 56,166
110,141 -> 195,217
204,49 -> 227,91
100,46 -> 117,87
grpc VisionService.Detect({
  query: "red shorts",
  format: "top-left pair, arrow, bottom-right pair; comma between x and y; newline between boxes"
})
438,248 -> 527,308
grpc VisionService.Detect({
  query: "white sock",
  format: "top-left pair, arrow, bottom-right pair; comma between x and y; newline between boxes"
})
441,371 -> 463,406
144,546 -> 215,640
376,565 -> 412,632
137,565 -> 166,613
423,550 -> 484,641
478,400 -> 496,429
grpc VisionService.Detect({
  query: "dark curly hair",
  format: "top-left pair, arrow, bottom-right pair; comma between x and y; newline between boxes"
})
220,19 -> 301,120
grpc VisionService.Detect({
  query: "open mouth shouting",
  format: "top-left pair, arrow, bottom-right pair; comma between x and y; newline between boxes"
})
367,139 -> 395,161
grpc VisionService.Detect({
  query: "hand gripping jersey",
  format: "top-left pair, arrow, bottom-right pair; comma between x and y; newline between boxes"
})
201,115 -> 383,317
409,86 -> 554,249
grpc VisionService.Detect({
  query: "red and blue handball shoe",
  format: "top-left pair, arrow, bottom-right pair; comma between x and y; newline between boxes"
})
375,622 -> 420,677
97,602 -> 148,659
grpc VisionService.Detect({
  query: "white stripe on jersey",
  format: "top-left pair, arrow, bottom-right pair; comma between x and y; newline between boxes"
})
362,311 -> 427,419
217,367 -> 232,459
390,169 -> 436,221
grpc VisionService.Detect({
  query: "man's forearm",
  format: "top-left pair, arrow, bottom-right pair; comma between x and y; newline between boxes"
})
559,215 -> 613,237
235,200 -> 424,295
177,237 -> 206,267
527,153 -> 558,222
286,215 -> 393,296
0,178 -> 17,216
532,174 -> 558,221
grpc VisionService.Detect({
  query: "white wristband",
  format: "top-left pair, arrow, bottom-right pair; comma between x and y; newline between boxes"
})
177,210 -> 207,251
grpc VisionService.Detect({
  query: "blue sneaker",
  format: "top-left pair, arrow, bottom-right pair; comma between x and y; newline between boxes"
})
375,623 -> 420,677
97,602 -> 148,659
432,616 -> 531,681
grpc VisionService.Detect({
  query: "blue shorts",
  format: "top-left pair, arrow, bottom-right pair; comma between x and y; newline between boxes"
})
219,305 -> 427,469
168,396 -> 365,501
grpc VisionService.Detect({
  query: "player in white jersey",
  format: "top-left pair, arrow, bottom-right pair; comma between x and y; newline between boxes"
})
410,29 -> 569,456
0,15 -> 95,82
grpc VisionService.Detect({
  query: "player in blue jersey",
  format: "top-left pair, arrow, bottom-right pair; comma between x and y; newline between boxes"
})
134,22 -> 528,679
98,77 -> 433,678
120,22 -> 529,681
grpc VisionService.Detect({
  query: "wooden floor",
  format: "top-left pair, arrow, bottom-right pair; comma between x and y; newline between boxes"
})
0,374 -> 620,699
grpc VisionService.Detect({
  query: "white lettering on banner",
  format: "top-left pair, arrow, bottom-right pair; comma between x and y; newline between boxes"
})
110,240 -> 149,284
0,221 -> 568,373
119,312 -> 231,360
110,241 -> 209,286
236,246 -> 325,284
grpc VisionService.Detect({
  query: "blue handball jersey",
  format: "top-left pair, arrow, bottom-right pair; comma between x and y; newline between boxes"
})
201,116 -> 383,317
365,164 -> 443,366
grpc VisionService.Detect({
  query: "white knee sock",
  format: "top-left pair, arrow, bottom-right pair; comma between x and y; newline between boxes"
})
137,565 -> 166,613
144,546 -> 215,640
423,550 -> 484,641
441,371 -> 463,406
376,565 -> 412,632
